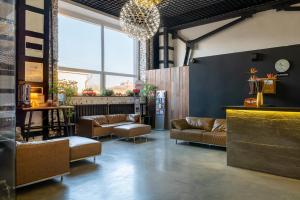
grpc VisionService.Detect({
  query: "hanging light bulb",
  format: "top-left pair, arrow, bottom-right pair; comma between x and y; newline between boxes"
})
120,0 -> 160,41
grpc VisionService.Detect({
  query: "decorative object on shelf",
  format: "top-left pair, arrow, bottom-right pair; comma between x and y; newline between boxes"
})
100,89 -> 114,97
255,80 -> 264,107
133,88 -> 140,96
120,0 -> 160,40
243,98 -> 257,107
248,67 -> 258,94
134,0 -> 162,8
264,74 -> 277,94
126,90 -> 135,97
275,59 -> 290,73
248,68 -> 277,95
82,88 -> 96,97
18,83 -> 31,107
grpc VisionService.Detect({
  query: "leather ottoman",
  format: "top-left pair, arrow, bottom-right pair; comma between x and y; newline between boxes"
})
68,136 -> 101,162
113,124 -> 151,143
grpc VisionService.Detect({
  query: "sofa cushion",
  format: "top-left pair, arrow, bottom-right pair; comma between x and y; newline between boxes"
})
106,114 -> 127,124
185,117 -> 215,131
101,122 -> 134,128
127,114 -> 140,123
93,115 -> 108,127
182,129 -> 206,134
172,119 -> 191,130
68,136 -> 101,161
210,132 -> 227,147
212,119 -> 227,132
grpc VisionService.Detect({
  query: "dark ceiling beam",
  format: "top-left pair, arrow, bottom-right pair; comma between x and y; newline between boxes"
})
168,0 -> 300,30
189,15 -> 251,45
280,6 -> 300,11
182,15 -> 251,66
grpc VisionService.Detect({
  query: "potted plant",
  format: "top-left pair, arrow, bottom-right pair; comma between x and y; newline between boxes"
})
126,90 -> 135,97
100,89 -> 114,97
141,83 -> 157,126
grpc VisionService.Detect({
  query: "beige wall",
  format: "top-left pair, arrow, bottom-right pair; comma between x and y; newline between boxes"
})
174,8 -> 300,67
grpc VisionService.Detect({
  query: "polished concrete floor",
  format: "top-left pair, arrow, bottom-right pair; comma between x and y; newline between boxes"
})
17,131 -> 300,200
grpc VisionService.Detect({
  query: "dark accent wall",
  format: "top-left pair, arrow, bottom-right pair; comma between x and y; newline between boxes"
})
189,44 -> 300,118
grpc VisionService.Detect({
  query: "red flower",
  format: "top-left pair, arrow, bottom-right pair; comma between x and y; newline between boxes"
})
133,89 -> 140,94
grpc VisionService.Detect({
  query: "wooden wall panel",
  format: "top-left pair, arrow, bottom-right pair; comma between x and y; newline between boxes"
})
145,66 -> 189,128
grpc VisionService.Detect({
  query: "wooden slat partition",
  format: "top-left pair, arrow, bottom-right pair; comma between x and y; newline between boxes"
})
146,66 -> 189,128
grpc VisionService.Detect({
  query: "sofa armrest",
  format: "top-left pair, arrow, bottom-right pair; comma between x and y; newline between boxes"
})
16,138 -> 70,187
77,118 -> 94,137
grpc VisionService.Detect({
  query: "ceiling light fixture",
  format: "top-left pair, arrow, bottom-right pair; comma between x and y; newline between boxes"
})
134,0 -> 162,8
120,0 -> 160,41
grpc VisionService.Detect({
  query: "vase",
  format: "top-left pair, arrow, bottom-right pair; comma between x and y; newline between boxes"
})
256,92 -> 264,107
255,80 -> 265,107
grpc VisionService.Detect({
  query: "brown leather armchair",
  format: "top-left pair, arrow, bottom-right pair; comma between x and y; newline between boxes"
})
16,138 -> 70,187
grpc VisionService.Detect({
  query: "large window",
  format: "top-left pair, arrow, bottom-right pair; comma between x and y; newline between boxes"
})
58,14 -> 137,95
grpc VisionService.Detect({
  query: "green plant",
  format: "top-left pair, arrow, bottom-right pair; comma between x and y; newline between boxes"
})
100,89 -> 114,97
141,83 -> 157,98
126,90 -> 134,97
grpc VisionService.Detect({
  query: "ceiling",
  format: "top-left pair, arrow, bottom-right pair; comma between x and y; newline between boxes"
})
72,0 -> 300,30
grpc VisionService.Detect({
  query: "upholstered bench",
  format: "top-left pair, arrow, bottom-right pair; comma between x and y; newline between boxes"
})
113,124 -> 151,143
68,136 -> 102,162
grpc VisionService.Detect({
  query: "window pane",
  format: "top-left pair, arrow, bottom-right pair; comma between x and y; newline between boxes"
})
105,75 -> 134,94
58,70 -> 101,95
104,27 -> 135,74
58,15 -> 101,71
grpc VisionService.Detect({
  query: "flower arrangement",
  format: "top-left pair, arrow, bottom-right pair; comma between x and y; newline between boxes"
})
82,88 -> 96,96
249,67 -> 258,81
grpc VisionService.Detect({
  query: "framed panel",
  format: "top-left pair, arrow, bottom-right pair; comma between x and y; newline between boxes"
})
25,61 -> 44,82
25,11 -> 44,33
26,0 -> 44,9
25,36 -> 43,58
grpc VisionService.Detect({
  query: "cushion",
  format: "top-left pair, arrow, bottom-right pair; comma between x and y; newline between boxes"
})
106,114 -> 127,124
68,136 -> 101,161
127,114 -> 140,123
185,117 -> 215,131
172,119 -> 191,130
93,115 -> 108,127
212,119 -> 227,132
113,124 -> 151,137
182,129 -> 206,134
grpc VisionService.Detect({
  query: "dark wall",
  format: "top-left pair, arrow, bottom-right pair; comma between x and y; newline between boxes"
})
189,44 -> 300,118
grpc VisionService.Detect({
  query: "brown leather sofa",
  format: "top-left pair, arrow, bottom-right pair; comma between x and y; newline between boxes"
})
78,114 -> 141,138
16,136 -> 102,188
170,117 -> 227,147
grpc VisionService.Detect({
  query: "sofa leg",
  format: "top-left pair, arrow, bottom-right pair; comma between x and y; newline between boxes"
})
94,156 -> 96,163
60,176 -> 64,182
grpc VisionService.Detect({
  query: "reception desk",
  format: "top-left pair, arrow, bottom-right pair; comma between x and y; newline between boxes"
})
226,106 -> 300,179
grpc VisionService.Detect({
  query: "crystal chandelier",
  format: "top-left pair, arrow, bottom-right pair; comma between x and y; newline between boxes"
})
120,0 -> 160,41
134,0 -> 162,8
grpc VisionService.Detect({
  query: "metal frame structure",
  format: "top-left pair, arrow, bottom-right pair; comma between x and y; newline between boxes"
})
58,2 -> 139,92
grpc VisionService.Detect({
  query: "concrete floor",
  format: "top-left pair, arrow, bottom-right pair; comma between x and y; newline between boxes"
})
17,131 -> 300,200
